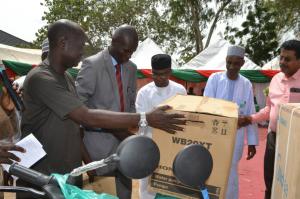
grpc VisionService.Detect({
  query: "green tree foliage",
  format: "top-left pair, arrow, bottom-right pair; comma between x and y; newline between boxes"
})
152,0 -> 248,63
224,2 -> 279,66
264,0 -> 300,34
33,0 -> 249,63
33,0 -> 161,55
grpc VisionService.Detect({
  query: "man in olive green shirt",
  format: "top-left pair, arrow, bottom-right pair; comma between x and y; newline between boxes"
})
18,19 -> 185,199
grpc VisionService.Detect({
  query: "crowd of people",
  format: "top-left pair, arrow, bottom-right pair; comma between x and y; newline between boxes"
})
0,18 -> 300,199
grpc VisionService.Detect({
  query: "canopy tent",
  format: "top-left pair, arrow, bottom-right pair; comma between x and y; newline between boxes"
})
2,59 -> 278,81
2,52 -> 277,111
1,42 -> 279,83
134,38 -> 278,84
262,56 -> 280,70
182,38 -> 261,70
0,44 -> 41,77
0,43 -> 41,65
2,61 -> 279,83
130,38 -> 180,69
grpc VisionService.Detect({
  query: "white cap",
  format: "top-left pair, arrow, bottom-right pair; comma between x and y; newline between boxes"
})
227,45 -> 245,58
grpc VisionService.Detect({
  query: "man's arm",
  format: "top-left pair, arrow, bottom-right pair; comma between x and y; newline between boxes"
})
69,105 -> 186,134
250,96 -> 271,123
28,72 -> 186,134
0,88 -> 24,165
238,96 -> 271,127
245,85 -> 259,160
0,87 -> 14,113
246,84 -> 259,144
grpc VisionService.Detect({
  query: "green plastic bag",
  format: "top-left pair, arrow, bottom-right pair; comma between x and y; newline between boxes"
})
52,173 -> 118,199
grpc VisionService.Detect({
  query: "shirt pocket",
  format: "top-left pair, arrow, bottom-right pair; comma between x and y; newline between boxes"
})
237,100 -> 247,115
289,92 -> 300,103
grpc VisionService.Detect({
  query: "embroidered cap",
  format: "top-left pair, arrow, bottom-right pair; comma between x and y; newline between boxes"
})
227,45 -> 245,58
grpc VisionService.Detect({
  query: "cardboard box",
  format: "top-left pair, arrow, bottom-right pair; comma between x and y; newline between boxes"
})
83,175 -> 116,196
272,103 -> 300,199
149,95 -> 238,199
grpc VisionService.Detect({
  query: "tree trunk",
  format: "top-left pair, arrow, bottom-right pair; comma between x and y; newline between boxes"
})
205,0 -> 231,48
188,0 -> 203,53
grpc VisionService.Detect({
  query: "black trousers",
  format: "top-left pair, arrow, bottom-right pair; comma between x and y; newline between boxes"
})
264,131 -> 276,199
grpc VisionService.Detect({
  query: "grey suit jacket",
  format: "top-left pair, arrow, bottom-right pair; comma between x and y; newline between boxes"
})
75,48 -> 137,175
76,48 -> 137,112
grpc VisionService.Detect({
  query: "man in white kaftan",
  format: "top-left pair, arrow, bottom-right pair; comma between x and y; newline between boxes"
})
135,54 -> 187,199
204,45 -> 259,199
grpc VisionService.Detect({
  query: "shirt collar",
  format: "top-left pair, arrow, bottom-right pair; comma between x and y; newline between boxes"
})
291,68 -> 300,80
111,56 -> 118,66
224,72 -> 240,81
282,69 -> 300,82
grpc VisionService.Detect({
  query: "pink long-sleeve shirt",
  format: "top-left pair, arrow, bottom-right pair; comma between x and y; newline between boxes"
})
251,69 -> 300,132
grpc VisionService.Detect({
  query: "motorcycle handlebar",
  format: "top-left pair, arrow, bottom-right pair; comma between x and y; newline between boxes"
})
8,163 -> 64,199
9,163 -> 57,187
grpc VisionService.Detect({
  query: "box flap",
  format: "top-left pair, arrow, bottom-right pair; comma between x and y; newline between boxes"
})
160,95 -> 238,118
280,103 -> 300,118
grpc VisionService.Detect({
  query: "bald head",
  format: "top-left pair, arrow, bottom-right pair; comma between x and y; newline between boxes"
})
47,19 -> 86,50
109,25 -> 138,64
47,19 -> 86,69
112,25 -> 138,44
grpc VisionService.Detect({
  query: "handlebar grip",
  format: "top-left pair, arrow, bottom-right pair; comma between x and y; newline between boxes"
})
9,164 -> 56,186
43,184 -> 65,199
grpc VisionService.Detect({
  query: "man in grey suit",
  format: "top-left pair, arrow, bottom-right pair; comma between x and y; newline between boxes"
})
76,25 -> 138,199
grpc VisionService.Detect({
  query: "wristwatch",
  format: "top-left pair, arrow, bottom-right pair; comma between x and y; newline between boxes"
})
138,112 -> 148,128
138,112 -> 148,135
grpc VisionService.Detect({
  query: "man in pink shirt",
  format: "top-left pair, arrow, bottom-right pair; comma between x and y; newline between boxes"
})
240,39 -> 300,199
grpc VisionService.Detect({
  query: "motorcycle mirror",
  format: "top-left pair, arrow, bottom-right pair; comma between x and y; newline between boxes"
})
172,144 -> 213,189
115,135 -> 160,179
70,135 -> 160,180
